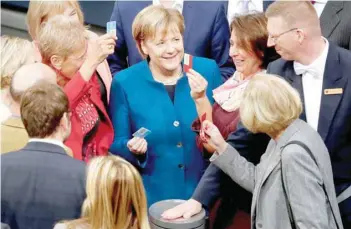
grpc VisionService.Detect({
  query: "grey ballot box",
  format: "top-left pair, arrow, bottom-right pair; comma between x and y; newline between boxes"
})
149,199 -> 206,229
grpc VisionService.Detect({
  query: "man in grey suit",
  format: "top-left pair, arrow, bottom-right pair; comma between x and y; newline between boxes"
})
1,82 -> 86,229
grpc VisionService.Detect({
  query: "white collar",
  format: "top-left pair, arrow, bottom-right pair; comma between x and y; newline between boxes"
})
28,138 -> 65,149
153,0 -> 184,13
293,37 -> 329,78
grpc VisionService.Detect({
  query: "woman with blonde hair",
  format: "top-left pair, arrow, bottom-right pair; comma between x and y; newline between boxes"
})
38,15 -> 116,161
27,0 -> 113,101
54,155 -> 150,229
197,74 -> 343,229
0,35 -> 41,122
27,0 -> 84,40
109,5 -> 222,206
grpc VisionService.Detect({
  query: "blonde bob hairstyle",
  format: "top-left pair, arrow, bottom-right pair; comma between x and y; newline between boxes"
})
132,5 -> 185,58
1,36 -> 36,89
240,74 -> 302,138
27,0 -> 84,40
61,156 -> 150,229
37,15 -> 86,65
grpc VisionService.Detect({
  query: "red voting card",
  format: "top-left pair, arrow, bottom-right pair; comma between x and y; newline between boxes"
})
184,53 -> 193,73
200,113 -> 210,141
201,113 -> 206,122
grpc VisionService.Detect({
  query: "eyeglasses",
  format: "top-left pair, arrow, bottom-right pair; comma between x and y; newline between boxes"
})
268,28 -> 298,43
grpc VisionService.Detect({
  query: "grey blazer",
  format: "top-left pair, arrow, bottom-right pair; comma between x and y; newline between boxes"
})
211,119 -> 343,229
320,1 -> 351,50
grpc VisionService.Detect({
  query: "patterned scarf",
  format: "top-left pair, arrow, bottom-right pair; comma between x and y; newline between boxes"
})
213,70 -> 265,112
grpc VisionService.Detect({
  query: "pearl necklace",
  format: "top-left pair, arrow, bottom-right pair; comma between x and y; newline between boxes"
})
153,70 -> 183,85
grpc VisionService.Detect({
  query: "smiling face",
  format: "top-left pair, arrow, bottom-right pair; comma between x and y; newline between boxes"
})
141,26 -> 184,74
132,5 -> 185,75
229,31 -> 263,78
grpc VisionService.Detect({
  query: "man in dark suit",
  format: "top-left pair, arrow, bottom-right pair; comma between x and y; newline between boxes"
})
1,82 -> 86,229
162,1 -> 351,227
265,2 -> 351,226
320,1 -> 351,50
107,0 -> 234,81
264,1 -> 351,50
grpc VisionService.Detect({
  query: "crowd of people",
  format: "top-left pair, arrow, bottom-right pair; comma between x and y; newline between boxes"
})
1,0 -> 351,229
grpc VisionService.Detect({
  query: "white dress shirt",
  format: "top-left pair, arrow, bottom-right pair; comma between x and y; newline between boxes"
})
153,0 -> 184,13
227,0 -> 263,23
313,0 -> 328,17
293,38 -> 329,131
29,138 -> 65,149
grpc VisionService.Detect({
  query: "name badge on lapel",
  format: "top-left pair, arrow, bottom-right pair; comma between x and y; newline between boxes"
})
324,88 -> 343,95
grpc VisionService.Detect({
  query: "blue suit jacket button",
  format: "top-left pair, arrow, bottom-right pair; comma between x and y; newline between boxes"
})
173,121 -> 180,127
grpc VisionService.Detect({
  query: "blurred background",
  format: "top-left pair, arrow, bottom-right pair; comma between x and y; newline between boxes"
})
1,0 -> 115,39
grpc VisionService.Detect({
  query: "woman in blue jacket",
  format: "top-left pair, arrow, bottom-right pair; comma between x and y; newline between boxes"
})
109,5 -> 221,206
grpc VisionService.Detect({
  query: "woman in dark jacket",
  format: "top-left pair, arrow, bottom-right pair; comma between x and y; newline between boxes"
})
187,13 -> 278,229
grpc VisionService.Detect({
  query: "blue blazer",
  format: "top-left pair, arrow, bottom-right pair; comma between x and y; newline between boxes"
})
107,1 -> 234,81
109,57 -> 221,205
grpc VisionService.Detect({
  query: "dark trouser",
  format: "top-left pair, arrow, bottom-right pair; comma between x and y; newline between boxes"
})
338,196 -> 351,228
335,183 -> 351,228
211,173 -> 252,229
